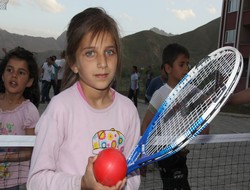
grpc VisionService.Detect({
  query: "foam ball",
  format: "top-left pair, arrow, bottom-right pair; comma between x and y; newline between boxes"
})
93,148 -> 127,187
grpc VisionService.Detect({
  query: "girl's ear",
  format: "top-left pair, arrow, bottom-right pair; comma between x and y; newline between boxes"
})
26,78 -> 34,88
70,65 -> 79,74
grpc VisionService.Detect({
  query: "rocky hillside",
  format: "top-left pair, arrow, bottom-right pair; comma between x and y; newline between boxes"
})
0,17 -> 220,71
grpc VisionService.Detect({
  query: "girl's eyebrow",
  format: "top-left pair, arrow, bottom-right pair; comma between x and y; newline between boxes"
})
5,65 -> 14,70
106,45 -> 116,49
6,64 -> 28,72
81,45 -> 116,51
82,46 -> 94,49
19,68 -> 28,72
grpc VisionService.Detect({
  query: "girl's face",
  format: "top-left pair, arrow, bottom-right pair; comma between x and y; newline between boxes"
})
166,54 -> 189,86
72,32 -> 117,91
2,58 -> 33,95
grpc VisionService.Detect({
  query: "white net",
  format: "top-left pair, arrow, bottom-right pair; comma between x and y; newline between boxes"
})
0,134 -> 249,189
0,0 -> 9,10
0,135 -> 33,189
139,133 -> 250,190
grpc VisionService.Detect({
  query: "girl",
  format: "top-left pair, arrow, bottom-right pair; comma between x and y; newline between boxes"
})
0,47 -> 40,189
27,7 -> 141,190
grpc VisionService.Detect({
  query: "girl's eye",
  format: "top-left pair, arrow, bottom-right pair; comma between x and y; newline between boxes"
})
18,70 -> 27,75
105,49 -> 116,56
6,68 -> 13,73
85,50 -> 95,57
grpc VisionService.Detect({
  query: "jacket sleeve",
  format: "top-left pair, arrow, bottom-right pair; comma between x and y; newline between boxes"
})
27,102 -> 82,190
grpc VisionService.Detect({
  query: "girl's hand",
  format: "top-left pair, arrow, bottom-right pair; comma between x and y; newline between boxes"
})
81,156 -> 127,190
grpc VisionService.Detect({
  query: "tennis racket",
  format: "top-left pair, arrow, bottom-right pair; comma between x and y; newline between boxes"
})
127,46 -> 243,174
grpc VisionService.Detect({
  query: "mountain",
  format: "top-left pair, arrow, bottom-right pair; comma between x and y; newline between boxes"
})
0,17 -> 220,72
121,30 -> 169,75
56,31 -> 67,49
150,27 -> 175,36
168,17 -> 220,65
0,28 -> 66,64
0,29 -> 63,52
121,17 -> 220,75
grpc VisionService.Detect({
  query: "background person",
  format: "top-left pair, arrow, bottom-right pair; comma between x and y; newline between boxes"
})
40,57 -> 53,103
0,46 -> 40,189
141,43 -> 208,190
144,66 -> 153,103
55,50 -> 66,94
128,65 -> 139,107
145,63 -> 167,102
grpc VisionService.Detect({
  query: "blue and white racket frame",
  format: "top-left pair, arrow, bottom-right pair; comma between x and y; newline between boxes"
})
127,46 -> 243,174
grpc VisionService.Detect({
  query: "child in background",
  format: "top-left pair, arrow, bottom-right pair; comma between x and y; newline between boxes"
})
145,63 -> 167,102
27,7 -> 140,190
0,47 -> 40,189
141,43 -> 209,189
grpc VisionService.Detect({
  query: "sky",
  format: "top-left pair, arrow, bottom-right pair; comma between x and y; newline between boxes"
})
1,0 -> 223,39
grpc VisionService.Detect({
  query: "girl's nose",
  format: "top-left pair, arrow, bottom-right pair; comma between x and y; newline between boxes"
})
97,55 -> 108,68
11,71 -> 18,78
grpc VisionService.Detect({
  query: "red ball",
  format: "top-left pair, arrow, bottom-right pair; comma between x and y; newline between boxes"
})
93,148 -> 127,187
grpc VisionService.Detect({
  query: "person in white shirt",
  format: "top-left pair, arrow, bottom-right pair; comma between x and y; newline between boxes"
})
128,65 -> 139,107
55,50 -> 66,94
141,43 -> 209,189
40,57 -> 53,103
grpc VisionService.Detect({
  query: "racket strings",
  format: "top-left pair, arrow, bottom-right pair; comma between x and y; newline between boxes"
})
146,84 -> 199,155
146,77 -> 209,154
210,52 -> 236,99
144,49 -> 238,156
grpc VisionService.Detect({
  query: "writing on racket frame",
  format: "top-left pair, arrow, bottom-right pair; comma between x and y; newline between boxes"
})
127,46 -> 243,174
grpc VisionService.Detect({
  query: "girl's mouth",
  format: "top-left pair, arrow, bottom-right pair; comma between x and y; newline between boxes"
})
95,73 -> 108,78
9,81 -> 18,87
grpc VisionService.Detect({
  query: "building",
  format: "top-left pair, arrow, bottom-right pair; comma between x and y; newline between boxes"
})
218,0 -> 250,91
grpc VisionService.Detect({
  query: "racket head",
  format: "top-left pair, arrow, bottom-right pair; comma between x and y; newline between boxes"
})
127,46 -> 243,174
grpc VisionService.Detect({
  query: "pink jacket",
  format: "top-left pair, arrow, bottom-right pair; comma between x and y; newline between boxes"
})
27,83 -> 140,190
